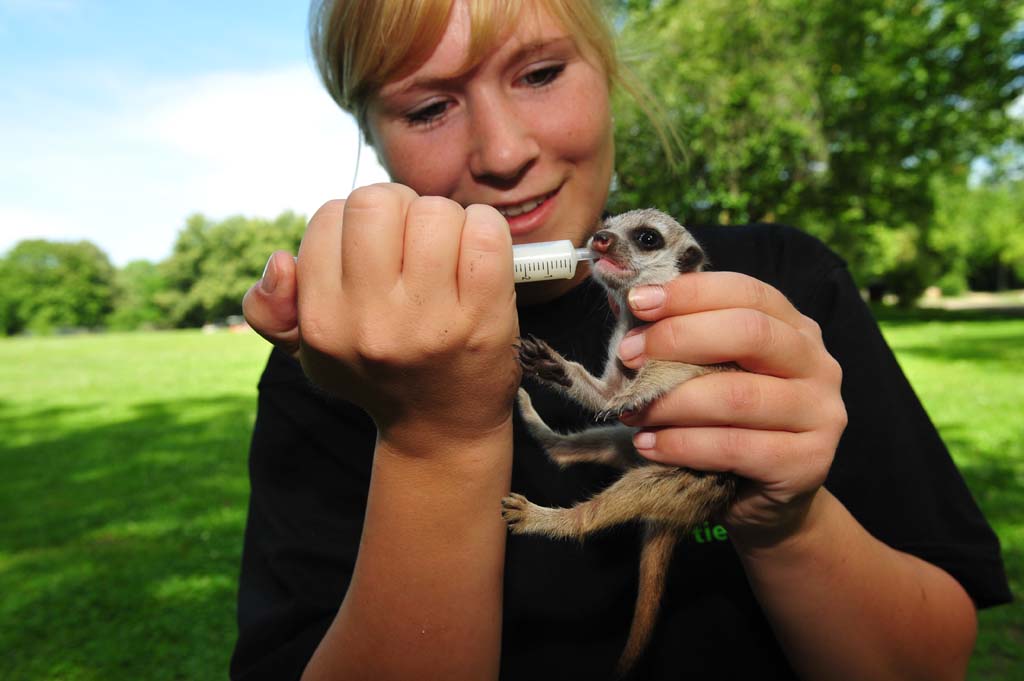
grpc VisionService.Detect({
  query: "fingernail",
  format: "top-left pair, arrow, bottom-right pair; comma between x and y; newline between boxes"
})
618,333 -> 645,361
629,286 -> 665,311
633,431 -> 656,450
260,256 -> 278,294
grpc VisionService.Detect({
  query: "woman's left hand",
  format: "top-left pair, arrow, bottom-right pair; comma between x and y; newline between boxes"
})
617,271 -> 847,548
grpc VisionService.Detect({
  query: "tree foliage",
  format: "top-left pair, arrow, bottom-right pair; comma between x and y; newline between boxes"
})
107,260 -> 169,331
611,0 -> 1024,301
611,0 -> 828,223
931,177 -> 1024,293
0,240 -> 115,335
0,212 -> 306,336
158,212 -> 306,327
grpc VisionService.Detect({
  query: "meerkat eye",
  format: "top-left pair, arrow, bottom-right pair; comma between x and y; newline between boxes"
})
631,228 -> 665,251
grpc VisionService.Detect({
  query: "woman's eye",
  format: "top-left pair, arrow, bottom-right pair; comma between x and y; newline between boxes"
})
406,100 -> 450,126
521,64 -> 565,88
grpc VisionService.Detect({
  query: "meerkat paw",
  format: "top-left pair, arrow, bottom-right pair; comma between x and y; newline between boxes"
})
595,396 -> 656,422
515,387 -> 539,419
501,493 -> 559,535
610,361 -> 714,419
598,376 -> 675,419
595,405 -> 632,422
518,335 -> 572,388
501,493 -> 533,532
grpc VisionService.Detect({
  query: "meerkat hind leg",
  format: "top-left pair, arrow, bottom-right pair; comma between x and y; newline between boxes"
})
541,427 -> 637,470
502,465 -> 722,540
517,389 -> 636,470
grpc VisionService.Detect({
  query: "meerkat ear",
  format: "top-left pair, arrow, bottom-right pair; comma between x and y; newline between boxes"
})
676,245 -> 705,273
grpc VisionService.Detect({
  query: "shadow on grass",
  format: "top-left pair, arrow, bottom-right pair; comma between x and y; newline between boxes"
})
892,336 -> 1023,365
937,424 -> 1024,679
870,304 -> 1024,325
873,307 -> 1024,368
871,311 -> 1024,679
0,395 -> 256,680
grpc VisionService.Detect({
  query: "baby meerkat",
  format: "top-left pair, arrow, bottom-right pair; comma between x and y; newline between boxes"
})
502,208 -> 738,677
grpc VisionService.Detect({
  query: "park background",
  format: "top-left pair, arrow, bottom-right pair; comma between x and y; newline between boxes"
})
1,0 -> 1021,678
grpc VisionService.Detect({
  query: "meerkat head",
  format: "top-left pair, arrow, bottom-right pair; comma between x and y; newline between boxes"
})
588,209 -> 705,296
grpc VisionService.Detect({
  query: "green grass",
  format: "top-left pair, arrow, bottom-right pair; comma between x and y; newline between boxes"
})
1,317 -> 1021,679
0,330 -> 269,680
878,311 -> 1024,679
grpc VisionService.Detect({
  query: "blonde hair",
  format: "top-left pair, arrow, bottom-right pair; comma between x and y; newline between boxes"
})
309,0 -> 620,135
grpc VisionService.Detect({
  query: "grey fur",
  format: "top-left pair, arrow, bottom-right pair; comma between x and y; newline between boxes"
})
503,209 -> 738,677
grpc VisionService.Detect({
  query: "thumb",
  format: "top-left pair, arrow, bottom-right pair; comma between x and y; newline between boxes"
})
243,250 -> 300,358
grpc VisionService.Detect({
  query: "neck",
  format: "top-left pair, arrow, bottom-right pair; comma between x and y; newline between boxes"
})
611,290 -> 644,332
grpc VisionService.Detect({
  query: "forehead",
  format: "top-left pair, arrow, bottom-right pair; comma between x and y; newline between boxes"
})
377,1 -> 566,98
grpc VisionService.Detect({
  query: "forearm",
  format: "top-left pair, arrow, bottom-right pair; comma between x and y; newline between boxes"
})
302,420 -> 514,681
732,488 -> 977,681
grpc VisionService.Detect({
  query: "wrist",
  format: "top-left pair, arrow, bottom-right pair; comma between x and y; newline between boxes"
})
376,414 -> 515,476
727,487 -> 832,560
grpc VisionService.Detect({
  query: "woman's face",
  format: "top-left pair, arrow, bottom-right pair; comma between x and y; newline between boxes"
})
366,0 -> 614,249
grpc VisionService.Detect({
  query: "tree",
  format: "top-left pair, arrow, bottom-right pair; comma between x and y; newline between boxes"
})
932,177 -> 1024,293
611,0 -> 828,225
107,260 -> 169,331
159,211 -> 306,327
0,240 -> 115,335
611,0 -> 1024,302
802,0 -> 1024,300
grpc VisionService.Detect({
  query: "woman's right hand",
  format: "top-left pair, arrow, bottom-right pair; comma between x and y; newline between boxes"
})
245,183 -> 521,451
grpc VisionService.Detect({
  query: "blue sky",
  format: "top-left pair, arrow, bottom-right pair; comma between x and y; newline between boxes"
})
0,0 -> 389,265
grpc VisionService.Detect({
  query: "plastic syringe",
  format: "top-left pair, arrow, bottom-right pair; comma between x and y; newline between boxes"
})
291,240 -> 594,283
513,240 -> 594,283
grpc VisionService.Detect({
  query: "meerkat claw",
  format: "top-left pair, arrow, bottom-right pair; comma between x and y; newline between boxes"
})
518,336 -> 572,387
501,493 -> 532,530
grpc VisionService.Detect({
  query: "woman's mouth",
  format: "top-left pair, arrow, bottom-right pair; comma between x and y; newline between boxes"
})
496,190 -> 557,219
494,188 -> 561,237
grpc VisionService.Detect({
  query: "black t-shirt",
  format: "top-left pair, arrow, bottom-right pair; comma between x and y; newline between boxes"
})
230,223 -> 1011,680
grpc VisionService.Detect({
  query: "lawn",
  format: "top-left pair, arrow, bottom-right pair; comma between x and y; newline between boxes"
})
875,309 -> 1024,679
1,315 -> 1021,679
0,330 -> 269,680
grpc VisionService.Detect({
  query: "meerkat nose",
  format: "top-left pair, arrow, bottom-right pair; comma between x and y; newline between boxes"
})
592,230 -> 615,253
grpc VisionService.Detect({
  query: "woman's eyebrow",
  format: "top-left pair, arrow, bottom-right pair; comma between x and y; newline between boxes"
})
506,36 -> 575,63
386,37 -> 576,97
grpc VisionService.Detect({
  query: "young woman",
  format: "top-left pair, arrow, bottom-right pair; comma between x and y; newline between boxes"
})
232,1 -> 1010,679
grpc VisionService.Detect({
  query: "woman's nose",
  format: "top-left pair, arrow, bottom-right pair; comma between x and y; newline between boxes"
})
468,94 -> 540,182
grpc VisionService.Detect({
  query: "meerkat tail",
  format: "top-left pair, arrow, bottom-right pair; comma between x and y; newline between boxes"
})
616,523 -> 678,677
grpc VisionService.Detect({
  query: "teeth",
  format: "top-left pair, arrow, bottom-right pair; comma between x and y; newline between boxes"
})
497,192 -> 551,218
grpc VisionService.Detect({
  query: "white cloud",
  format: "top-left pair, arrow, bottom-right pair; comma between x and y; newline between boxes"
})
0,64 -> 390,265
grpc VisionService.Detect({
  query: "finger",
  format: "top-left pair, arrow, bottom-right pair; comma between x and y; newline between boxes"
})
401,196 -> 465,296
632,426 -> 828,489
243,250 -> 300,357
635,308 -> 818,378
298,199 -> 346,301
457,204 -> 513,309
341,183 -> 417,296
620,370 -> 820,433
628,272 -> 808,330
